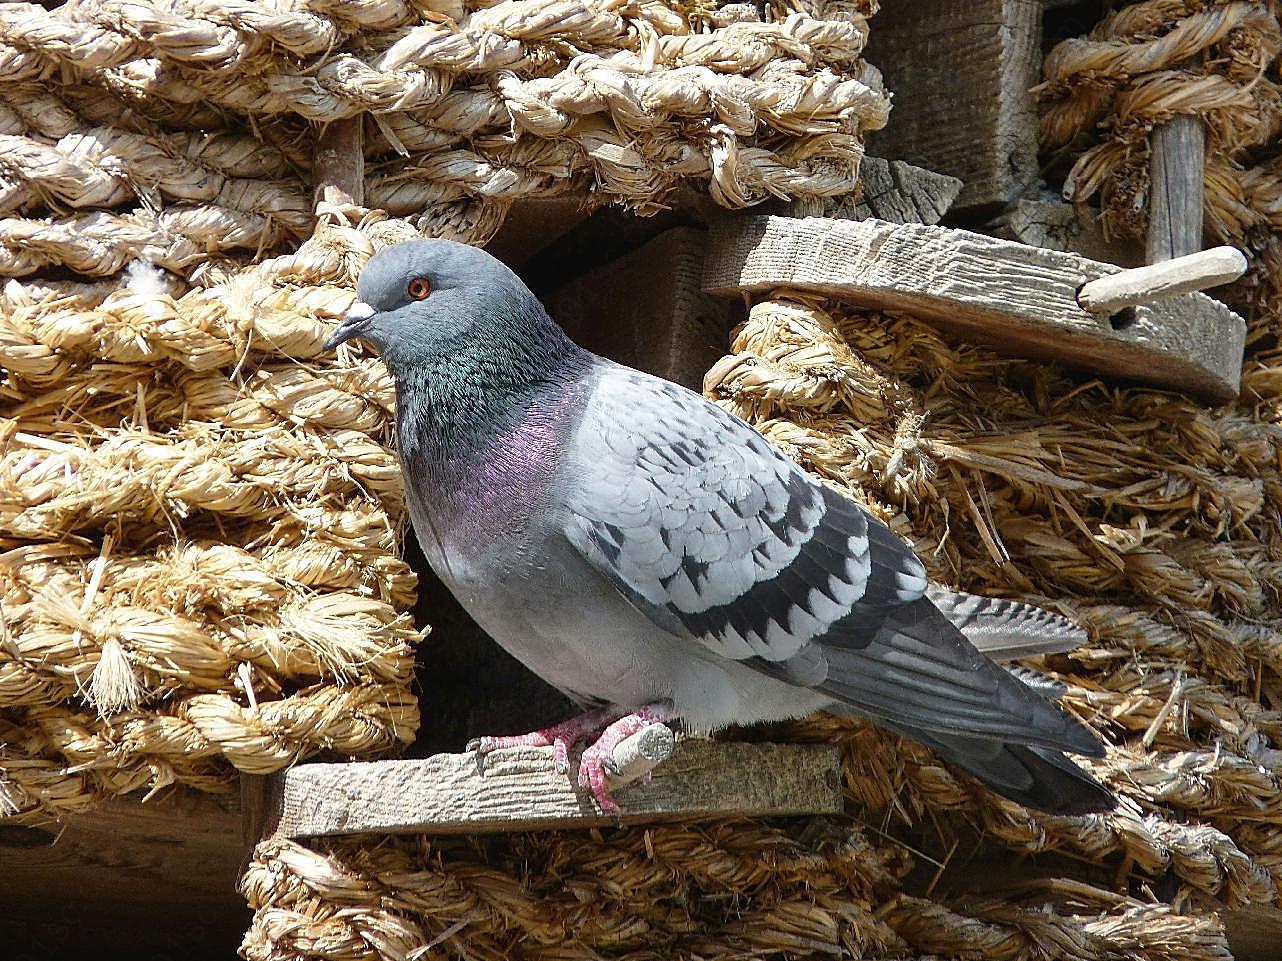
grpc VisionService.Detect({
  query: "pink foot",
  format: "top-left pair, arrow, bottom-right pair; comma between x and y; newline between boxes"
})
468,706 -> 618,773
577,704 -> 670,815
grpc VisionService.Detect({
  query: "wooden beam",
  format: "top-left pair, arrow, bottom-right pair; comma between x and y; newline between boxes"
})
702,216 -> 1245,404
863,0 -> 1043,212
267,740 -> 844,838
483,196 -> 593,268
1221,905 -> 1282,961
783,157 -> 962,226
1147,116 -> 1205,263
0,790 -> 244,914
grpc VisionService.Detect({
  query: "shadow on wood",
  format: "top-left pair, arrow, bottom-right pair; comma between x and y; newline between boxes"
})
0,790 -> 249,961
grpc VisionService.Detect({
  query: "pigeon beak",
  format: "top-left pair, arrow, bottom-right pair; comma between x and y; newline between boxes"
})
324,301 -> 376,351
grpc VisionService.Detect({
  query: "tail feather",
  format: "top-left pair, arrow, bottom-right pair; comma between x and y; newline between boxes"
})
926,585 -> 1088,661
812,595 -> 1112,815
884,721 -> 1114,816
818,599 -> 1105,759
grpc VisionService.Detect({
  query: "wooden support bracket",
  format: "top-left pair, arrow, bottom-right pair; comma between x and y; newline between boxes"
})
703,216 -> 1245,404
263,740 -> 843,838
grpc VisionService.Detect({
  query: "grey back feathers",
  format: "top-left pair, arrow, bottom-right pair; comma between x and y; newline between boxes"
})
344,239 -> 1113,816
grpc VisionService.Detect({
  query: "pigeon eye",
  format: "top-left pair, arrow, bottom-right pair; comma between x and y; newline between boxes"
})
407,277 -> 431,300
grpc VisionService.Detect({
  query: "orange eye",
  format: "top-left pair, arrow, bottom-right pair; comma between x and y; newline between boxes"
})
407,277 -> 431,300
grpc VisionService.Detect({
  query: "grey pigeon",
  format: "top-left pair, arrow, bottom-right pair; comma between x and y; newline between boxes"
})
324,239 -> 1112,816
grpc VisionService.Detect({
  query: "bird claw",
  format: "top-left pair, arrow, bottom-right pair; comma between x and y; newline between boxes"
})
574,705 -> 669,815
577,742 -> 620,815
470,705 -> 670,815
466,708 -> 617,776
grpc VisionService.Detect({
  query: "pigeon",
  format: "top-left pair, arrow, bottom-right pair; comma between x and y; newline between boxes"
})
324,238 -> 1113,816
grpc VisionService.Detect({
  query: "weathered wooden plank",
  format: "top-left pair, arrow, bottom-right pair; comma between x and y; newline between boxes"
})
990,199 -> 1144,268
1221,904 -> 1282,961
484,195 -> 594,268
784,157 -> 962,226
702,216 -> 1245,403
270,740 -> 844,838
546,227 -> 733,391
1077,246 -> 1247,312
1147,116 -> 1205,263
863,0 -> 1042,212
0,789 -> 244,914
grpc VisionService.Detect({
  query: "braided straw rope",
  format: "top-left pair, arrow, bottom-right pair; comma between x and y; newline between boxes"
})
0,209 -> 425,821
0,0 -> 889,273
239,830 -> 1234,961
1040,0 -> 1282,315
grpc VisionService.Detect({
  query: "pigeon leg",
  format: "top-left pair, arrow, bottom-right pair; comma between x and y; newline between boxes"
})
577,704 -> 671,815
469,706 -> 621,773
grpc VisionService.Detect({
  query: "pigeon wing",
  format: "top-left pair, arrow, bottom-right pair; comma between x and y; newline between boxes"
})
561,364 -> 1099,754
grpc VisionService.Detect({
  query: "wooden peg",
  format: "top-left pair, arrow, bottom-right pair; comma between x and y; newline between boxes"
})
604,722 -> 675,788
1077,246 -> 1247,313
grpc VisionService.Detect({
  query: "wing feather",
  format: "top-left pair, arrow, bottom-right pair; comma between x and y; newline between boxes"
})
561,362 -> 1098,757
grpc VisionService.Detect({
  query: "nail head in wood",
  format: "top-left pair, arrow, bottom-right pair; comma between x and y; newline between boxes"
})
1077,246 -> 1248,313
267,740 -> 844,837
604,721 -> 675,787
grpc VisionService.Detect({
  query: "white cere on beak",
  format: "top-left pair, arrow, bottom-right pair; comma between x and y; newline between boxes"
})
346,301 -> 375,322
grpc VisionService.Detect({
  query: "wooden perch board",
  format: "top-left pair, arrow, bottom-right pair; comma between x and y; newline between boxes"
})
703,216 -> 1246,404
266,740 -> 843,838
864,0 -> 1042,212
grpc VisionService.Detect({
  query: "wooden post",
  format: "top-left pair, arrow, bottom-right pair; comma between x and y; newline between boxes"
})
863,0 -> 1043,213
1146,116 -> 1204,264
313,118 -> 365,210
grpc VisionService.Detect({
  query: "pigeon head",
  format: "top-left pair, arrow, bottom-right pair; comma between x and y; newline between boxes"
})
324,238 -> 570,376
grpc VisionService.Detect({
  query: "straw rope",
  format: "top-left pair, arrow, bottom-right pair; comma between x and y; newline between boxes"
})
240,832 -> 1235,961
697,290 -> 1282,922
1040,0 -> 1282,315
0,210 -> 426,820
0,0 -> 889,270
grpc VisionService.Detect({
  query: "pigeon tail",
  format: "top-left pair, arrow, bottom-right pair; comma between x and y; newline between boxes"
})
886,721 -> 1115,815
927,585 -> 1088,661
